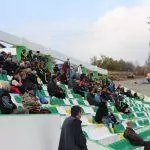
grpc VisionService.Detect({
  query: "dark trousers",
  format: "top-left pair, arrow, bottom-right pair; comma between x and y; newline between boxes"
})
54,92 -> 66,99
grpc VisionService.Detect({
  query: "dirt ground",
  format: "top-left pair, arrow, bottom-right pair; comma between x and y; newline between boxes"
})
115,78 -> 150,97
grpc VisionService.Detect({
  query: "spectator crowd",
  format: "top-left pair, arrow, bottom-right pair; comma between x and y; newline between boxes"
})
0,49 -> 140,117
0,49 -> 149,150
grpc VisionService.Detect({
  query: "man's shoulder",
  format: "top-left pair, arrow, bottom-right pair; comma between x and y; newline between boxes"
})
65,116 -> 81,124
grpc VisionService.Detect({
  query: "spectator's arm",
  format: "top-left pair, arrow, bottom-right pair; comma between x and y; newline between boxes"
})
126,130 -> 143,142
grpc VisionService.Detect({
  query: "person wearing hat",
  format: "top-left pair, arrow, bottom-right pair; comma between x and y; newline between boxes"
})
124,121 -> 150,150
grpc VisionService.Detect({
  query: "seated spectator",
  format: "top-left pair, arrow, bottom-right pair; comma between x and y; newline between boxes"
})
36,67 -> 46,84
21,49 -> 27,61
53,64 -> 60,75
10,71 -> 25,94
115,96 -> 130,114
71,79 -> 85,97
23,68 -> 42,90
0,83 -> 28,114
0,83 -> 17,114
100,86 -> 112,101
79,77 -> 87,91
87,87 -> 100,106
133,93 -> 140,99
77,64 -> 82,75
47,75 -> 66,99
26,50 -> 33,61
22,86 -> 41,114
94,88 -> 102,103
124,121 -> 150,150
60,70 -> 68,85
107,81 -> 115,92
2,58 -> 14,75
125,90 -> 133,98
95,101 -> 118,128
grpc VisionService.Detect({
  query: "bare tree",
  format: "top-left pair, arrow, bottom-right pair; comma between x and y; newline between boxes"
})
145,52 -> 150,67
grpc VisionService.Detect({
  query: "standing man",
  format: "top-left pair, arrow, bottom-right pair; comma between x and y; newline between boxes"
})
58,105 -> 88,150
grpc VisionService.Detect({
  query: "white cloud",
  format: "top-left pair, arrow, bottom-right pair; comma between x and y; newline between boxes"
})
66,0 -> 150,65
5,0 -> 150,65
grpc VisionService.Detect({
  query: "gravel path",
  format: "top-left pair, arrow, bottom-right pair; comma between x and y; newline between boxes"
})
115,78 -> 150,97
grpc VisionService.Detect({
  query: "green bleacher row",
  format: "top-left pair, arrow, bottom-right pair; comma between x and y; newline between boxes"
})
1,73 -> 150,150
109,130 -> 150,150
9,89 -> 150,134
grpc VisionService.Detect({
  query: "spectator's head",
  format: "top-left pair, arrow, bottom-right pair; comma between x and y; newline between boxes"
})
95,87 -> 101,94
36,51 -> 40,54
22,49 -> 26,53
14,70 -> 21,78
29,50 -> 32,54
126,121 -> 133,128
88,87 -> 94,94
134,93 -> 138,98
1,83 -> 10,91
52,75 -> 58,83
26,84 -> 35,95
79,64 -> 82,67
20,71 -> 27,80
71,105 -> 82,120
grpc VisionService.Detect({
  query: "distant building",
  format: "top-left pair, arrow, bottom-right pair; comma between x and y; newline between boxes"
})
0,43 -> 5,49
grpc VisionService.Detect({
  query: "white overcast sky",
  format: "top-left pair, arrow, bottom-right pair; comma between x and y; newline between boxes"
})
1,0 -> 150,65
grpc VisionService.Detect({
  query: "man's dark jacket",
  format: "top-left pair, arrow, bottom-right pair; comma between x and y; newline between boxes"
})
124,127 -> 143,145
0,89 -> 17,114
95,102 -> 108,123
58,116 -> 87,150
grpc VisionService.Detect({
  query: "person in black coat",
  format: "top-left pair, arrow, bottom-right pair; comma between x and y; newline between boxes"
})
58,105 -> 87,150
47,75 -> 66,99
0,89 -> 17,114
95,101 -> 108,124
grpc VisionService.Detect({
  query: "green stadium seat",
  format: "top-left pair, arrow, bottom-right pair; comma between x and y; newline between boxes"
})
136,112 -> 145,118
137,120 -> 144,126
121,114 -> 128,120
63,99 -> 71,106
93,106 -> 98,113
42,84 -> 47,91
132,106 -> 140,112
67,93 -> 74,99
128,113 -> 136,119
137,119 -> 150,126
14,95 -> 23,103
109,139 -> 137,150
143,119 -> 150,126
72,93 -> 82,99
50,97 -> 65,106
0,74 -> 8,81
114,124 -> 125,133
42,106 -> 58,114
132,122 -> 139,129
